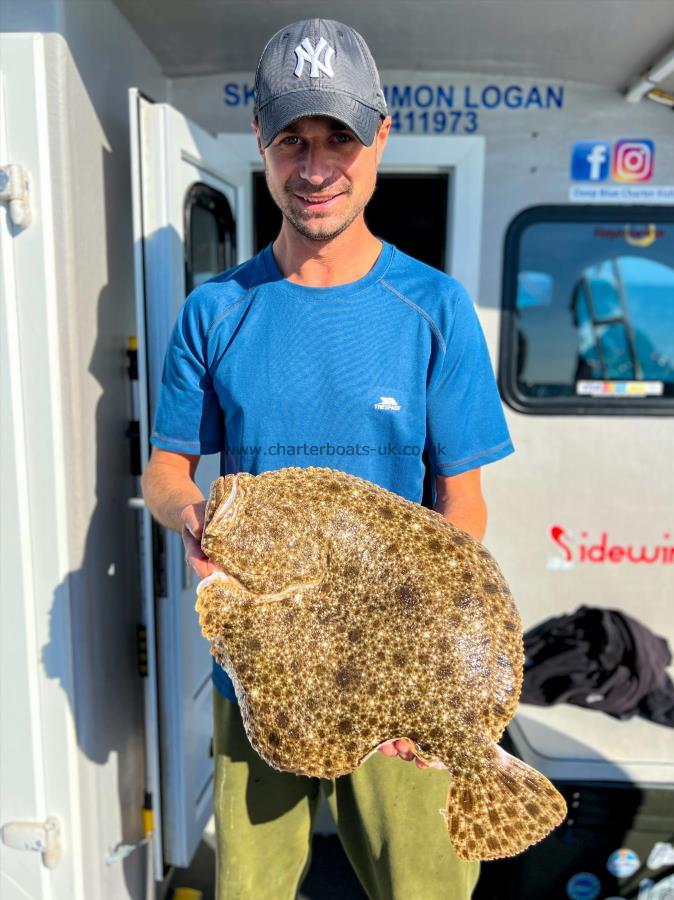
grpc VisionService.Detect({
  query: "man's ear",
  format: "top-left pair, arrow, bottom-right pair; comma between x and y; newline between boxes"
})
251,118 -> 265,157
374,115 -> 392,163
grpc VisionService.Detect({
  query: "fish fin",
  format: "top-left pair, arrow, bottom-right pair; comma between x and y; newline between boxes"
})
444,744 -> 567,861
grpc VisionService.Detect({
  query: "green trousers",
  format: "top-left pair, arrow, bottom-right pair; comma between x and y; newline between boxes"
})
213,688 -> 480,900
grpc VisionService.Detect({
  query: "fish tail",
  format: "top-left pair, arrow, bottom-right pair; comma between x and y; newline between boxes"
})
443,744 -> 567,861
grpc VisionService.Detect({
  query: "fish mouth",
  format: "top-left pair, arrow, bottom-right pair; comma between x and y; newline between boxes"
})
195,570 -> 258,617
196,570 -> 246,595
211,473 -> 239,528
201,471 -> 327,598
196,569 -> 324,606
201,474 -> 244,576
203,473 -> 245,534
197,571 -> 232,591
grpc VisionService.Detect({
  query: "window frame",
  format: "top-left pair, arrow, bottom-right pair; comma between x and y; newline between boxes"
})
183,182 -> 236,293
499,204 -> 674,417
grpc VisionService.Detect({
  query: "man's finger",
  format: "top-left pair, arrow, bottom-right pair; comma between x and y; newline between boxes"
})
394,739 -> 413,754
182,510 -> 202,539
394,739 -> 416,761
186,554 -> 215,579
181,501 -> 206,539
378,741 -> 398,756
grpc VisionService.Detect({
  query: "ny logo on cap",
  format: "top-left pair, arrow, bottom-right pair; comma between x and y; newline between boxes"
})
293,37 -> 335,79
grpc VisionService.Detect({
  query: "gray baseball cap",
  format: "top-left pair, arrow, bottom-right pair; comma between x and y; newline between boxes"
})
254,19 -> 388,148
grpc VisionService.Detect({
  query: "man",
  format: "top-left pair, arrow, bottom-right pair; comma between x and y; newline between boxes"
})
141,18 -> 514,900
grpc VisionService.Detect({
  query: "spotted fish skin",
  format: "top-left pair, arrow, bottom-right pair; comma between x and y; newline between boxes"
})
196,466 -> 567,860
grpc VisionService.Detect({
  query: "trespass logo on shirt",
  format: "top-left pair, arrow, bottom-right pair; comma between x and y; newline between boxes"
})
570,140 -> 655,182
373,396 -> 401,411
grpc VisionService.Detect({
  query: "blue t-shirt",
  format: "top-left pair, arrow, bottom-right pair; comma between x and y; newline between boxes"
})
151,240 -> 514,702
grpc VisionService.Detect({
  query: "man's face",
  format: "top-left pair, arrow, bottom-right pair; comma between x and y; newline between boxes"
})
255,115 -> 391,242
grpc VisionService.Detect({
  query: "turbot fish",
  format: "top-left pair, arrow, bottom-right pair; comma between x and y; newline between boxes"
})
196,466 -> 567,860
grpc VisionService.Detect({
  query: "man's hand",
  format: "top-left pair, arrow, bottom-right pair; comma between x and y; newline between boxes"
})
181,501 -> 217,580
378,739 -> 428,769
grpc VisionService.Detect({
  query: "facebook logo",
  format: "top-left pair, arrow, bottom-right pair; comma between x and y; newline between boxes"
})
570,142 -> 610,181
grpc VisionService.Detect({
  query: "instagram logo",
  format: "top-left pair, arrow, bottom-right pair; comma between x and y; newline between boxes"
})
613,140 -> 654,182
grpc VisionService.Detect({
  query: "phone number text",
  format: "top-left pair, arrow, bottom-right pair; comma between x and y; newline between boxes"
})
390,110 -> 479,134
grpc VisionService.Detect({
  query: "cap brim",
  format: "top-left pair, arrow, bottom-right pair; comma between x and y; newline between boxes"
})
258,90 -> 381,148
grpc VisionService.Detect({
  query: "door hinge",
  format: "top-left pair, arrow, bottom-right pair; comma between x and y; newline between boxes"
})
0,164 -> 32,230
0,816 -> 61,868
137,623 -> 148,677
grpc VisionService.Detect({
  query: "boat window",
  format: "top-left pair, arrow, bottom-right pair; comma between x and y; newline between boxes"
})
500,207 -> 674,415
184,183 -> 236,291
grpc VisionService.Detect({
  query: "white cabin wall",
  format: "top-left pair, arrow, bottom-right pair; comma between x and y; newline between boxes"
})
3,1 -> 167,897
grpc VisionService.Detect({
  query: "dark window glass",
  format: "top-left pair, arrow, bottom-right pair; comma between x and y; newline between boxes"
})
190,205 -> 221,287
184,184 -> 236,293
501,208 -> 674,415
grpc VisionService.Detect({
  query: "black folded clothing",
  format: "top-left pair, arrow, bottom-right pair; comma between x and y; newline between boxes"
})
521,605 -> 674,727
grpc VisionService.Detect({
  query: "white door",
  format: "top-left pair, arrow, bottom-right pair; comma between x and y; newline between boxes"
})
1,35 -> 82,900
129,89 -> 251,871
